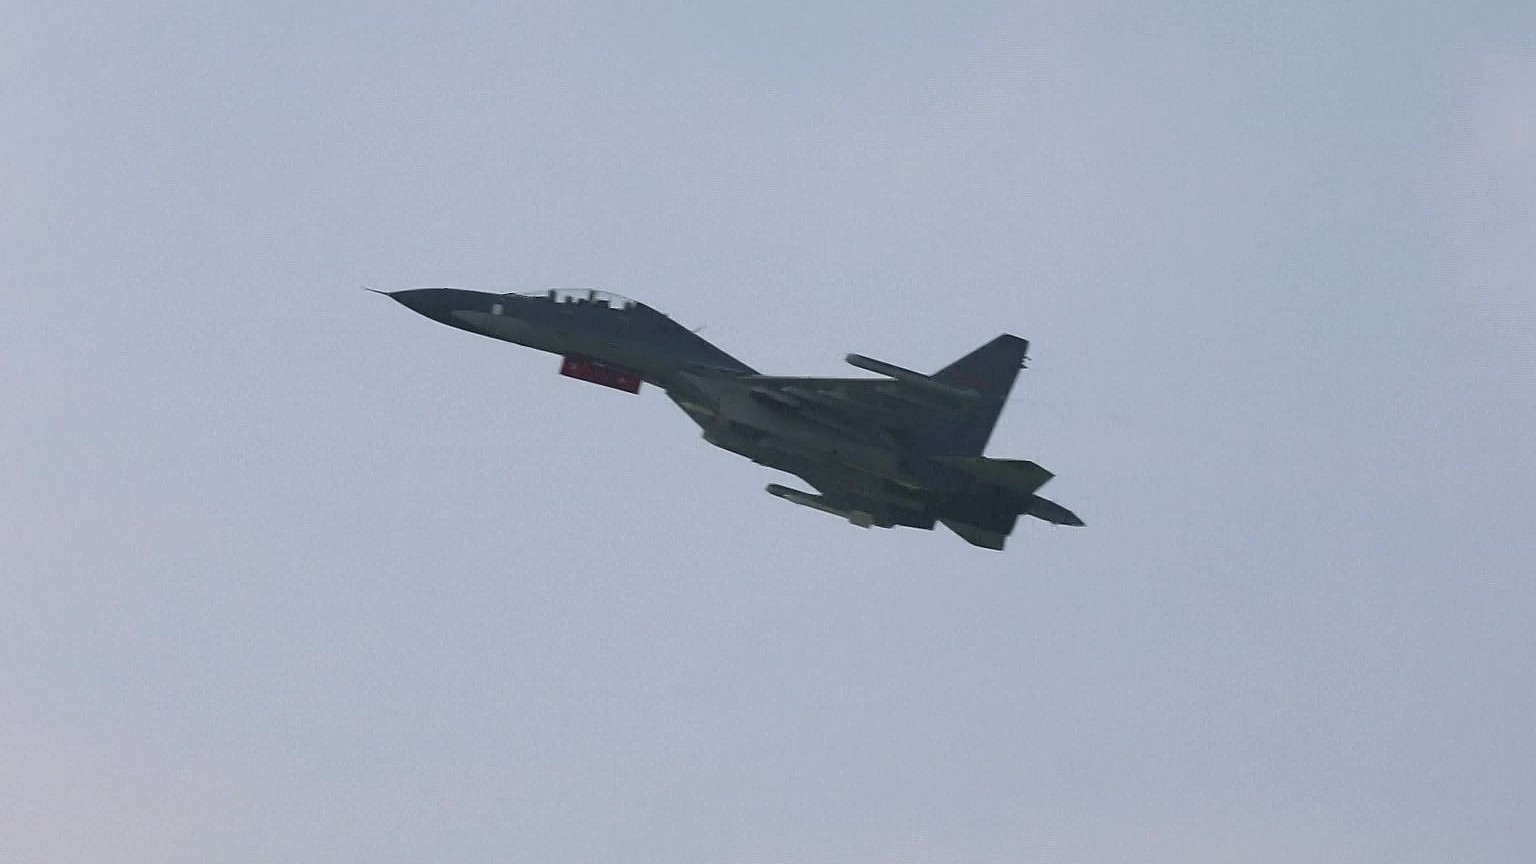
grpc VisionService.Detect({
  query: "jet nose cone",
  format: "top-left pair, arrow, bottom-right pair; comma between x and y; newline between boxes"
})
383,288 -> 452,322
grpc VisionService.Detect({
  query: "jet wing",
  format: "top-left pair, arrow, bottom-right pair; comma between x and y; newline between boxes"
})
738,375 -> 962,434
742,375 -> 971,404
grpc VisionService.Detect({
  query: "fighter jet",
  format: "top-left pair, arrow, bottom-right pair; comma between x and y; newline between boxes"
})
380,287 -> 1083,550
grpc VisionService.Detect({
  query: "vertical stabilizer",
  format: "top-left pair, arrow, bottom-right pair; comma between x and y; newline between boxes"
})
916,335 -> 1029,455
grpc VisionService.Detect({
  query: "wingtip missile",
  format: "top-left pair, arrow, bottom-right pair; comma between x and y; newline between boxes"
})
844,353 -> 976,400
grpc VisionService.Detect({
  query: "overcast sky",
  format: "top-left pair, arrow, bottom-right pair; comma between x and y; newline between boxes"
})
3,2 -> 1534,863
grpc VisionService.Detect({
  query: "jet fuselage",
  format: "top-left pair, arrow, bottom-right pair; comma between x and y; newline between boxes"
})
383,286 -> 1082,549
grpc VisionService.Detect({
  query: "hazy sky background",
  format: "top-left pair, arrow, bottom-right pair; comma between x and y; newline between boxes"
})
3,2 -> 1533,862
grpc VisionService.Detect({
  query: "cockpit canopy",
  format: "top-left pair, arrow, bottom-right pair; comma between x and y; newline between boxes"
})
511,288 -> 639,311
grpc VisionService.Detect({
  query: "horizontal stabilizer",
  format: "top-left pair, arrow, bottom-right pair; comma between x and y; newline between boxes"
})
941,519 -> 1008,550
936,457 -> 1054,495
1027,496 -> 1085,527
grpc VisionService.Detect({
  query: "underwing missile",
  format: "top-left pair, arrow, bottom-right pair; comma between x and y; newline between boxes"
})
765,484 -> 877,527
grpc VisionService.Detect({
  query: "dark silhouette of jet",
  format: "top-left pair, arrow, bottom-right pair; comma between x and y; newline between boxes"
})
381,287 -> 1082,549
